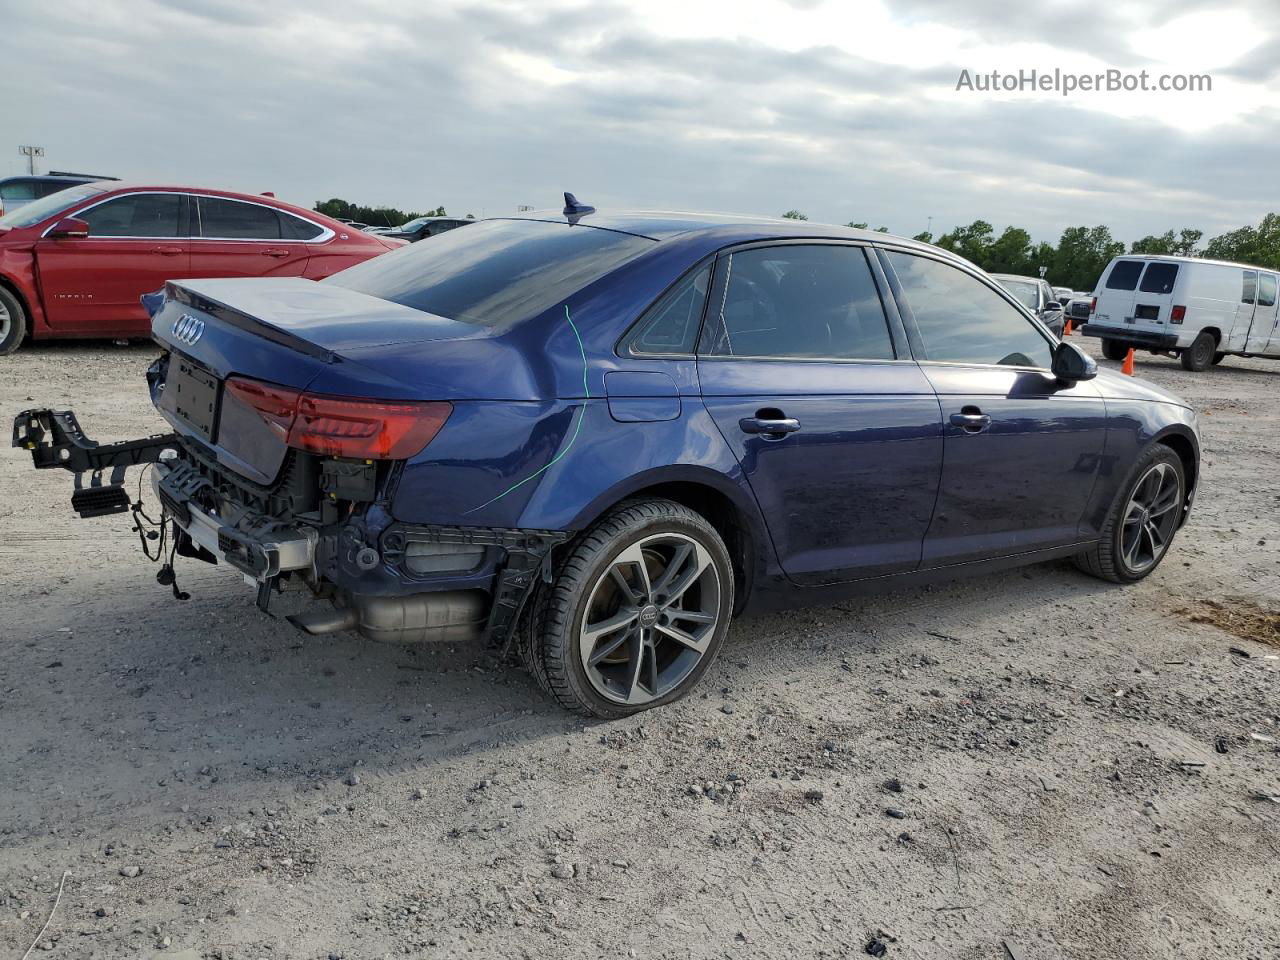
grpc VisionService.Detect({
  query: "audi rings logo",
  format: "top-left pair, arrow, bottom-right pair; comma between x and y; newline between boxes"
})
172,314 -> 205,346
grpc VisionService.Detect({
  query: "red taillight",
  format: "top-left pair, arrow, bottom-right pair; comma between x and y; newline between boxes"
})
224,376 -> 450,459
1090,297 -> 1097,314
1170,304 -> 1186,324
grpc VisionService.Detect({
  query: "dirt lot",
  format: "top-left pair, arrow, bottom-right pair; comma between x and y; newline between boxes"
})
1,338 -> 1277,960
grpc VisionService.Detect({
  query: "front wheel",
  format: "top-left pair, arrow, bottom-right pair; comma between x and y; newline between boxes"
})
1180,332 -> 1216,371
1101,339 -> 1128,361
0,286 -> 27,355
1074,445 -> 1185,583
528,499 -> 734,718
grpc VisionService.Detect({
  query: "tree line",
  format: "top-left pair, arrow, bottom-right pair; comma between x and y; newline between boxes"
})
313,198 -> 450,227
782,210 -> 1280,292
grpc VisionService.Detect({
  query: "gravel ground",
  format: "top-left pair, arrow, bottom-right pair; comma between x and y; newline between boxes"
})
1,338 -> 1277,960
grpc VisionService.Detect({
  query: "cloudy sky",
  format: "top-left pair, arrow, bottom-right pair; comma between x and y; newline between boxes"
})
3,0 -> 1277,243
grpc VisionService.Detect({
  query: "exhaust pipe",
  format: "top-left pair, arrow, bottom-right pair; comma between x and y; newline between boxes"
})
287,606 -> 358,636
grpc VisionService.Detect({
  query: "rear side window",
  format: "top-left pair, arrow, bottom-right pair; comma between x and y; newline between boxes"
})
81,193 -> 182,237
280,213 -> 324,241
886,251 -> 1053,369
326,218 -> 653,328
0,180 -> 38,202
1242,270 -> 1257,304
1139,262 -> 1178,294
1259,274 -> 1277,308
198,197 -> 281,239
700,245 -> 895,360
624,264 -> 710,355
1105,260 -> 1144,290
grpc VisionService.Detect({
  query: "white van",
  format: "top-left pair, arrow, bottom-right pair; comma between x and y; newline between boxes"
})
1082,255 -> 1280,371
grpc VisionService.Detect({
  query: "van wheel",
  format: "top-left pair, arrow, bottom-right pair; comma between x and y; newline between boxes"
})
0,286 -> 27,355
1180,332 -> 1216,371
1074,444 -> 1185,584
1101,339 -> 1128,361
528,499 -> 734,718
1211,352 -> 1225,365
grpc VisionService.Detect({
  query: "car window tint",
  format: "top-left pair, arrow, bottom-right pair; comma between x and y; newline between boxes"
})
81,193 -> 181,237
326,218 -> 653,328
199,197 -> 281,239
1138,262 -> 1178,294
702,245 -> 895,360
1105,260 -> 1143,290
886,251 -> 1053,368
280,213 -> 323,240
998,280 -> 1039,310
624,264 -> 711,355
1242,271 -> 1257,304
1259,273 -> 1277,308
1,181 -> 38,202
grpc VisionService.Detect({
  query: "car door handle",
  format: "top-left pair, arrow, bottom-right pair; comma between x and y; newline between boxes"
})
151,246 -> 183,256
262,248 -> 290,258
739,416 -> 801,436
950,410 -> 992,434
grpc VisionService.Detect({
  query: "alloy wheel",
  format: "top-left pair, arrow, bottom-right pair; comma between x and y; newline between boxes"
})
1120,462 -> 1182,573
578,533 -> 722,706
0,298 -> 9,344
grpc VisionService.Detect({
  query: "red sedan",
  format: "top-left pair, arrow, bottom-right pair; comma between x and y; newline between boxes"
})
0,183 -> 406,354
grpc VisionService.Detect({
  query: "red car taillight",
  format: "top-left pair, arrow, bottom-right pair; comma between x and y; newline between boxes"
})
1090,297 -> 1097,314
224,376 -> 451,460
1170,304 -> 1186,324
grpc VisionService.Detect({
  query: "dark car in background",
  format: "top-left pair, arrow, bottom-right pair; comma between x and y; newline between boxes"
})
382,215 -> 473,242
0,183 -> 405,353
0,172 -> 119,218
991,273 -> 1065,337
16,206 -> 1199,718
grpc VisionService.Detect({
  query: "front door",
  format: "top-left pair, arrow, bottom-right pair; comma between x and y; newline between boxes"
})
1245,271 -> 1279,355
696,242 -> 943,584
190,195 -> 311,279
35,191 -> 189,335
880,249 -> 1109,566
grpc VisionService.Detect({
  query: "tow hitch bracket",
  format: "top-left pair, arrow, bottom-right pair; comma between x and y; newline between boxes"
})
12,408 -> 180,519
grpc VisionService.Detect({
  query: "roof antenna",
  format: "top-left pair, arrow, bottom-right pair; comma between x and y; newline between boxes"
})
563,192 -> 595,224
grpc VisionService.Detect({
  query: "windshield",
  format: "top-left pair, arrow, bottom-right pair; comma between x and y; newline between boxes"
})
997,279 -> 1039,310
326,218 -> 654,328
0,183 -> 105,229
396,217 -> 429,232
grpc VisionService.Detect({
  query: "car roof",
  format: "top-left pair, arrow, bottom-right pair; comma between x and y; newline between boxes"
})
1108,253 -> 1275,272
71,183 -> 329,220
0,174 -> 105,184
990,273 -> 1042,283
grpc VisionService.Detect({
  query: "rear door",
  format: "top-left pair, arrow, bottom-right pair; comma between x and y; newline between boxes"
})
1245,271 -> 1279,354
1092,258 -> 1144,329
190,195 -> 311,278
696,241 -> 943,584
34,191 -> 189,335
880,248 -> 1108,566
1130,260 -> 1179,336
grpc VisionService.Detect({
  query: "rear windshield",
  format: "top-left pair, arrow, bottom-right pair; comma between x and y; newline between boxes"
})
996,279 -> 1039,310
1105,260 -> 1144,291
1138,262 -> 1179,294
326,218 -> 654,327
0,183 -> 106,228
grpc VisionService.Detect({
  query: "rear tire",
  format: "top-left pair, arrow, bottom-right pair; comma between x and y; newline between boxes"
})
1180,332 -> 1215,371
527,499 -> 734,718
1101,339 -> 1128,362
1074,445 -> 1185,584
0,286 -> 27,356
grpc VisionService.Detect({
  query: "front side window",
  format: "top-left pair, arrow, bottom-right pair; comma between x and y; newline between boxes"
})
1105,260 -> 1144,290
886,251 -> 1053,368
198,197 -> 281,239
623,264 -> 711,355
1259,273 -> 1277,308
700,245 -> 895,360
1242,270 -> 1257,305
1139,262 -> 1178,294
80,193 -> 182,237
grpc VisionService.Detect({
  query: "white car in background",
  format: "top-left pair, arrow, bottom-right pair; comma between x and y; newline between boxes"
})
1082,255 -> 1280,370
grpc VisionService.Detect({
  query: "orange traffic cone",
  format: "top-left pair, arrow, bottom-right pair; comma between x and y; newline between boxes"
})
1121,347 -> 1135,376
1063,317 -> 1073,336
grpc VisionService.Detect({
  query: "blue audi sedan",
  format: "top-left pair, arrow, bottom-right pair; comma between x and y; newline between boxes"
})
14,199 -> 1199,717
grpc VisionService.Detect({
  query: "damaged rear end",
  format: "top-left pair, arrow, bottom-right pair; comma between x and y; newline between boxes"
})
15,276 -> 564,646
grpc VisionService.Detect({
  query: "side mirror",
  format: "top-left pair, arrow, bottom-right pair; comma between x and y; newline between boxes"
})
48,216 -> 90,239
1052,340 -> 1097,382
1044,301 -> 1062,312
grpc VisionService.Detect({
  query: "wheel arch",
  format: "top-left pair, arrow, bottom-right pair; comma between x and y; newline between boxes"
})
1151,425 -> 1199,518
